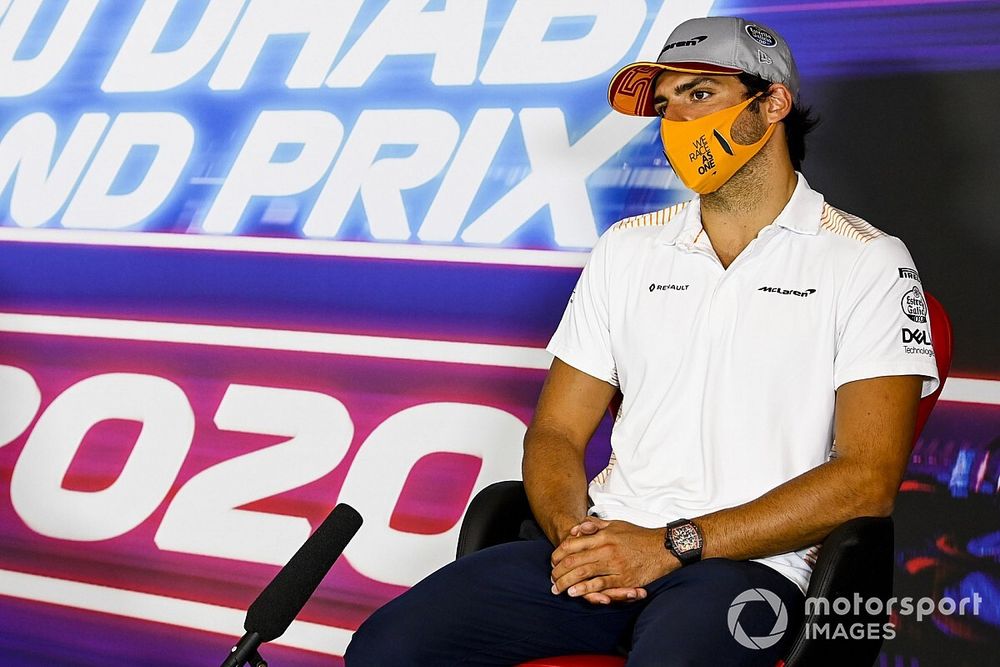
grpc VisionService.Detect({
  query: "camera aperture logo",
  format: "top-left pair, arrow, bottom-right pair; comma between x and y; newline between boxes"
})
728,588 -> 788,650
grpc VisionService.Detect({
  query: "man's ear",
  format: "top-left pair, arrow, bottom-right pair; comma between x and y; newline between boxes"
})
765,83 -> 794,123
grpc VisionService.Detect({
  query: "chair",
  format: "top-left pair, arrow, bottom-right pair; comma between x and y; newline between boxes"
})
457,293 -> 953,667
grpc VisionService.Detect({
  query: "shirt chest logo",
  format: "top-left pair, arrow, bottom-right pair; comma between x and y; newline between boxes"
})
649,282 -> 689,292
758,286 -> 816,297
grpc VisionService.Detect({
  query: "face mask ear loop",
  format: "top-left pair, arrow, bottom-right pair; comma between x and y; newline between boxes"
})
730,92 -> 765,127
724,92 -> 773,150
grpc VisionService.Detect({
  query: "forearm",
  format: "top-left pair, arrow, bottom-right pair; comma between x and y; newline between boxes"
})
522,426 -> 591,545
696,457 -> 896,560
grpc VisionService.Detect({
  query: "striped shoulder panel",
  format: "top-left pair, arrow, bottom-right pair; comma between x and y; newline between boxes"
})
612,200 -> 691,231
820,203 -> 886,244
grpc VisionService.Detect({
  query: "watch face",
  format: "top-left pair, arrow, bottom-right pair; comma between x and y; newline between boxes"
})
670,523 -> 701,553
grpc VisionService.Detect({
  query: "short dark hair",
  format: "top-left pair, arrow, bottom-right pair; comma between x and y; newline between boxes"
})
738,72 -> 818,171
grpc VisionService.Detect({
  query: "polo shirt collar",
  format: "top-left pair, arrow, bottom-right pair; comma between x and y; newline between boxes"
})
773,173 -> 823,235
657,172 -> 824,246
656,199 -> 702,246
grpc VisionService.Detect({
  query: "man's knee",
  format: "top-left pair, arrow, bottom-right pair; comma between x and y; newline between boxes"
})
626,559 -> 803,666
344,541 -> 547,665
344,601 -> 423,666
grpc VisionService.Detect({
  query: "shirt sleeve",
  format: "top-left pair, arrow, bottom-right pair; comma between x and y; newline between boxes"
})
546,228 -> 618,386
834,235 -> 940,397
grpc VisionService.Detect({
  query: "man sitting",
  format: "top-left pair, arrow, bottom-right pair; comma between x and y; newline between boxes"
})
345,16 -> 939,666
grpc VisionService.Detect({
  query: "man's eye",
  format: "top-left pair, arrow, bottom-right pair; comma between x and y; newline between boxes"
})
692,90 -> 711,101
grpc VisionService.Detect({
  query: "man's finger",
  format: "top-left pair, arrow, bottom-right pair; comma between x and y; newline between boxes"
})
551,545 -> 609,583
551,534 -> 601,567
567,576 -> 629,598
569,519 -> 609,537
552,561 -> 604,594
583,592 -> 612,605
598,587 -> 647,602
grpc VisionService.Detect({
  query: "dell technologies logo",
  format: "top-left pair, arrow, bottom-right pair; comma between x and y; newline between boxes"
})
902,328 -> 931,345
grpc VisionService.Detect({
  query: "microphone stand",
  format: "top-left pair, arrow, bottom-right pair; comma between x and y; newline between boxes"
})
220,631 -> 269,667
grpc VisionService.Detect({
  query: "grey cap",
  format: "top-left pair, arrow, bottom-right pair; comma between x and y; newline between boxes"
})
608,16 -> 800,117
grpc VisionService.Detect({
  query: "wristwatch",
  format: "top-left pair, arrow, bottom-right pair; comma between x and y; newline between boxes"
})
664,519 -> 704,566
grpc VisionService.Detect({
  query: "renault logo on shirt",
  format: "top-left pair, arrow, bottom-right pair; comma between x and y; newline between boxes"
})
649,283 -> 690,292
758,286 -> 816,297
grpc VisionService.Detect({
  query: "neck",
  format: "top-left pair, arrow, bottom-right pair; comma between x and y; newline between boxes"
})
698,143 -> 798,266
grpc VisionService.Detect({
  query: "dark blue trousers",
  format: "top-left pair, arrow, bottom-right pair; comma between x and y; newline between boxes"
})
345,537 -> 805,666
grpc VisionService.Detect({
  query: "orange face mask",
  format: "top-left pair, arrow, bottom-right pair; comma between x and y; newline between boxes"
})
660,94 -> 775,194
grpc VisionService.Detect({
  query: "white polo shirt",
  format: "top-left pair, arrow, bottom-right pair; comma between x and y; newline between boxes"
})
547,174 -> 939,594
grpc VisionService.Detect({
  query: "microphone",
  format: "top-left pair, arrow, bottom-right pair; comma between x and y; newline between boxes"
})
220,503 -> 364,667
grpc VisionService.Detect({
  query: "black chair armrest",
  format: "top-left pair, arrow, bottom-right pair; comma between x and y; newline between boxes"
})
782,516 -> 894,667
456,481 -> 532,559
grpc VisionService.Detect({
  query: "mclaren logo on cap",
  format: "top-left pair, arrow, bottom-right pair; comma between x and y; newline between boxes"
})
661,35 -> 707,51
745,24 -> 777,47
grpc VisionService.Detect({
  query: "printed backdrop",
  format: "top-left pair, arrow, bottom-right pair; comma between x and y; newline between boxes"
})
0,1 -> 998,666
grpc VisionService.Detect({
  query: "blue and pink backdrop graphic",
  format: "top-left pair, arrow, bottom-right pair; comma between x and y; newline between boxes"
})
0,1 -> 998,665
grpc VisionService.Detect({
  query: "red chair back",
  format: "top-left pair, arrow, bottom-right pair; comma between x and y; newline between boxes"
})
913,292 -> 953,438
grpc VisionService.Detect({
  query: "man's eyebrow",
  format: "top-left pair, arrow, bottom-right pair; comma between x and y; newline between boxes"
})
652,76 -> 720,106
673,76 -> 719,95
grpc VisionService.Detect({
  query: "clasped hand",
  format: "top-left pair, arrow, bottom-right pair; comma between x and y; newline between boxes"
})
549,518 -> 678,605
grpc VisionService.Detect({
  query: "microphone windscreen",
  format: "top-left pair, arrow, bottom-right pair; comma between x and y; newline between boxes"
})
245,503 -> 363,641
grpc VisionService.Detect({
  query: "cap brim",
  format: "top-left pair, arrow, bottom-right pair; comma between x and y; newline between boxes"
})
608,62 -> 744,117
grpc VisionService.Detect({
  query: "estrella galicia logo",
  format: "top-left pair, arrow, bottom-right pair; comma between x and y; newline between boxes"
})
902,328 -> 931,345
758,286 -> 816,297
728,588 -> 788,650
649,283 -> 689,292
745,25 -> 777,48
901,287 -> 928,323
898,267 -> 921,282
